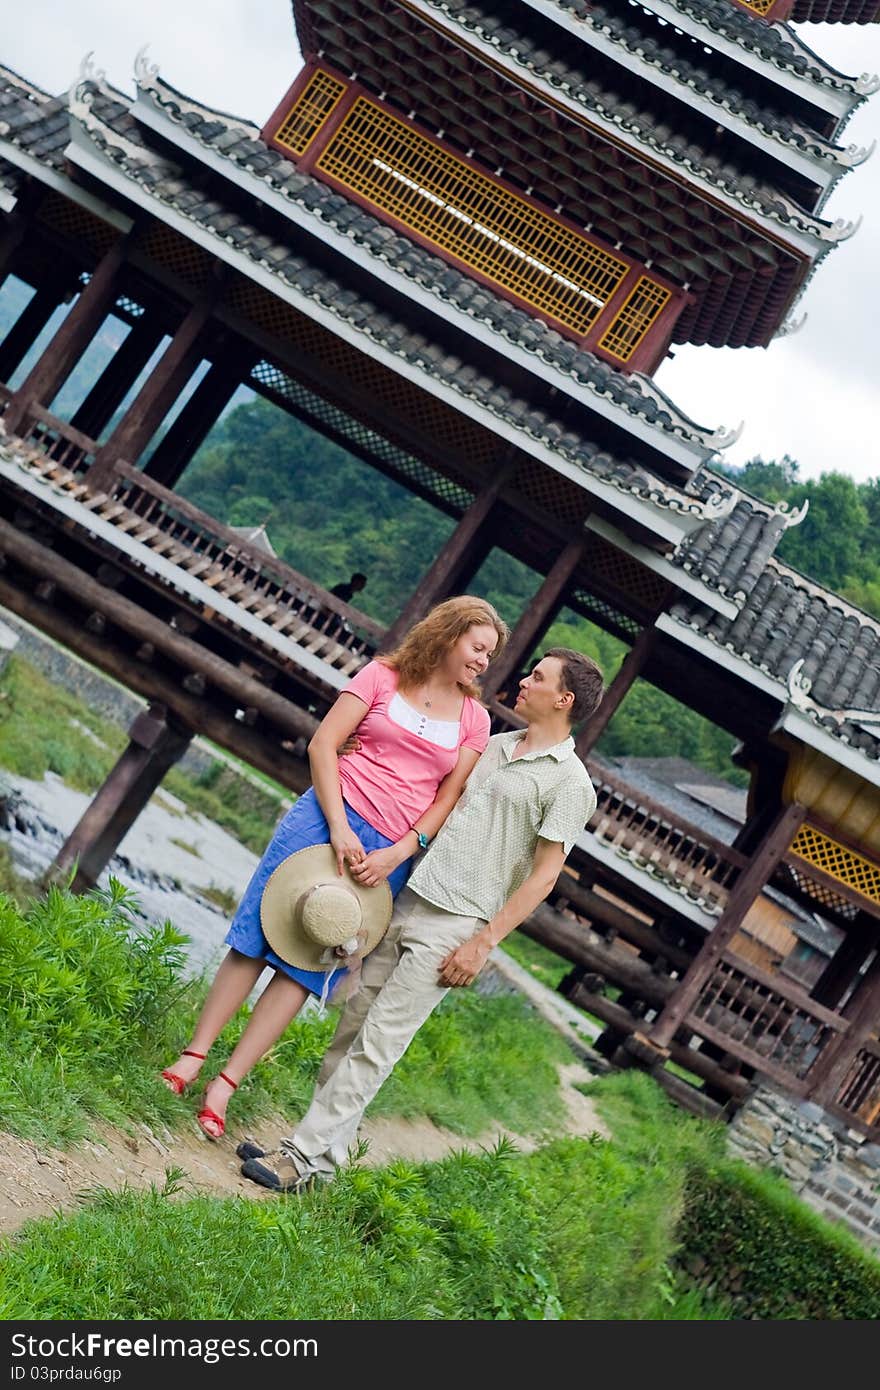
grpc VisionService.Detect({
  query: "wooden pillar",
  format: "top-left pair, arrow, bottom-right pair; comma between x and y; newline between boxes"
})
810,913 -> 880,1011
645,801 -> 808,1052
382,465 -> 510,648
575,626 -> 655,757
143,344 -> 255,489
88,286 -> 221,489
481,538 -> 584,700
69,316 -> 166,441
0,211 -> 29,277
0,283 -> 66,385
808,947 -> 880,1109
3,235 -> 129,435
46,704 -> 192,894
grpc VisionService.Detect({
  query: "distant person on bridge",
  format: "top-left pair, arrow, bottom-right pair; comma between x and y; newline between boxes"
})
237,648 -> 602,1192
329,571 -> 368,606
160,595 -> 508,1138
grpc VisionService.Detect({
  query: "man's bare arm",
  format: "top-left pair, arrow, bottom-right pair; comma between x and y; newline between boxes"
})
437,838 -> 566,987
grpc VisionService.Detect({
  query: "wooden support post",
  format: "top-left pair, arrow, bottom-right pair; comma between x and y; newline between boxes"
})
0,211 -> 29,277
810,913 -> 880,1011
575,626 -> 655,758
481,538 -> 584,700
88,283 -> 222,489
143,345 -> 255,489
3,236 -> 128,435
69,316 -> 166,441
808,950 -> 880,1109
0,283 -> 66,385
382,465 -> 510,648
46,704 -> 192,893
646,801 -> 808,1053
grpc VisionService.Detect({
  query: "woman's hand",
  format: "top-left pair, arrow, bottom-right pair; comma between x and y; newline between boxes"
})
330,824 -> 366,876
348,846 -> 400,887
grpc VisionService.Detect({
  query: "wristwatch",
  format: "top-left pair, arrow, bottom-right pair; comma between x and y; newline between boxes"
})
414,830 -> 430,851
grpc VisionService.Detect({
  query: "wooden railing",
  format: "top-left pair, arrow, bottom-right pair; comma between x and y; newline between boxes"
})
686,949 -> 848,1092
2,409 -> 384,670
110,461 -> 384,654
18,404 -> 97,476
833,1036 -> 880,1129
585,762 -> 747,913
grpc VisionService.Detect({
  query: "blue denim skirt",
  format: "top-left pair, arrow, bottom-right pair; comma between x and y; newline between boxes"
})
224,787 -> 412,998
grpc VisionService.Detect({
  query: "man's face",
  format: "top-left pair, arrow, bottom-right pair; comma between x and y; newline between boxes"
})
514,656 -> 569,720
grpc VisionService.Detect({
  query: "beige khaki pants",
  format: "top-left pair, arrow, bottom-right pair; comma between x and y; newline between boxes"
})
281,887 -> 484,1177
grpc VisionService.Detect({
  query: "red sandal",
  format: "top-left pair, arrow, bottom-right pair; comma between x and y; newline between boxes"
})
161,1049 -> 207,1096
197,1072 -> 238,1140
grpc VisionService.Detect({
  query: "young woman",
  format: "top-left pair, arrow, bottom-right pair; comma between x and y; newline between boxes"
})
161,595 -> 508,1137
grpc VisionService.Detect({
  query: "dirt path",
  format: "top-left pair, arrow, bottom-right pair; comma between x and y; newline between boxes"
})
0,1063 -> 607,1238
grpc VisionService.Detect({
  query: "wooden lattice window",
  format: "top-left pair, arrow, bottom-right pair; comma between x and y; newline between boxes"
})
37,193 -> 120,258
316,96 -> 629,336
738,0 -> 776,13
514,459 -> 592,526
139,224 -> 214,288
583,533 -> 669,612
789,824 -> 880,910
598,276 -> 671,363
227,277 -> 500,470
275,69 -> 347,157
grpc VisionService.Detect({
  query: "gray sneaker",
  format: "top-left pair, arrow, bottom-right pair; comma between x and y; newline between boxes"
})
240,1150 -> 314,1194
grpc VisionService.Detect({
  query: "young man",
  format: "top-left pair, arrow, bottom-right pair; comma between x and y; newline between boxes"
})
239,647 -> 603,1192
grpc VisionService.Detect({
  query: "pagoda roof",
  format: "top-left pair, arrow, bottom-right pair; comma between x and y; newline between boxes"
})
290,1 -> 855,347
662,559 -> 880,770
640,0 -> 876,93
6,61 -> 822,621
419,0 -> 856,200
125,67 -> 728,465
2,67 -> 745,542
791,0 -> 880,21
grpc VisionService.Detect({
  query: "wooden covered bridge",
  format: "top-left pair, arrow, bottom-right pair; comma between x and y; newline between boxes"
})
1,0 -> 879,1135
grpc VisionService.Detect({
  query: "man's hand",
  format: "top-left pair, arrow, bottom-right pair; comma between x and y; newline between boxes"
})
438,934 -> 491,987
337,734 -> 362,757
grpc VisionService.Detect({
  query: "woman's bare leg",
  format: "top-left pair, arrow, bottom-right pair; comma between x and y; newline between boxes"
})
162,949 -> 266,1090
199,970 -> 310,1135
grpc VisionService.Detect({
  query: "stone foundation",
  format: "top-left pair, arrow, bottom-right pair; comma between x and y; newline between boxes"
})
727,1087 -> 880,1252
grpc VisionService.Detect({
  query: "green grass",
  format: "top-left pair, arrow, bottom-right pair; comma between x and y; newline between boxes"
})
0,1144 -> 561,1320
0,881 -> 572,1151
500,931 -> 571,990
0,880 -> 875,1321
0,655 -> 284,854
0,657 -> 125,791
368,987 -> 571,1138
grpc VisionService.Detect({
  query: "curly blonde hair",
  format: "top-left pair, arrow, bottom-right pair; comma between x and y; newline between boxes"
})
379,596 -> 509,698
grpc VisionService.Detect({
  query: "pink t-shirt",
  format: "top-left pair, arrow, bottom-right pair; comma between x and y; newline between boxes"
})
337,660 -> 490,841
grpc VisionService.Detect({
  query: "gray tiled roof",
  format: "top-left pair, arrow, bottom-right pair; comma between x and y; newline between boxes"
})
289,0 -> 824,348
135,71 -> 721,451
669,562 -> 880,758
649,0 -> 862,88
675,472 -> 807,602
429,0 -> 846,205
60,78 -> 717,521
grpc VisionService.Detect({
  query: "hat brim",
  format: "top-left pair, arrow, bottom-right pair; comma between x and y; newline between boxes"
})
260,843 -> 392,972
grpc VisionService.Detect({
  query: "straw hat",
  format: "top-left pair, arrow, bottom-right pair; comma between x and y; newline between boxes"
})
260,843 -> 392,972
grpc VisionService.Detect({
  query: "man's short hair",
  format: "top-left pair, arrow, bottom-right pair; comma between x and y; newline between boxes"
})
543,647 -> 604,725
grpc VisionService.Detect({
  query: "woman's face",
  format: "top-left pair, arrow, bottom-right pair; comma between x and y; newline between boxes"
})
443,622 -> 499,685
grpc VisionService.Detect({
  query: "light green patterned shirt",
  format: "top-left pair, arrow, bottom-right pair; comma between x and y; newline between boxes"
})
408,729 -> 596,921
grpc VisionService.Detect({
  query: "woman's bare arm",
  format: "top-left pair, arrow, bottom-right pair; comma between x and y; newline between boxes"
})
307,692 -> 371,875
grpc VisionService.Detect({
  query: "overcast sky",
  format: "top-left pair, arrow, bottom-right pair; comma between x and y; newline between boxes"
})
3,1 -> 879,483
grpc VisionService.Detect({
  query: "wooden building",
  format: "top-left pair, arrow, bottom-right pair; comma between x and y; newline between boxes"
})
1,0 -> 879,1133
